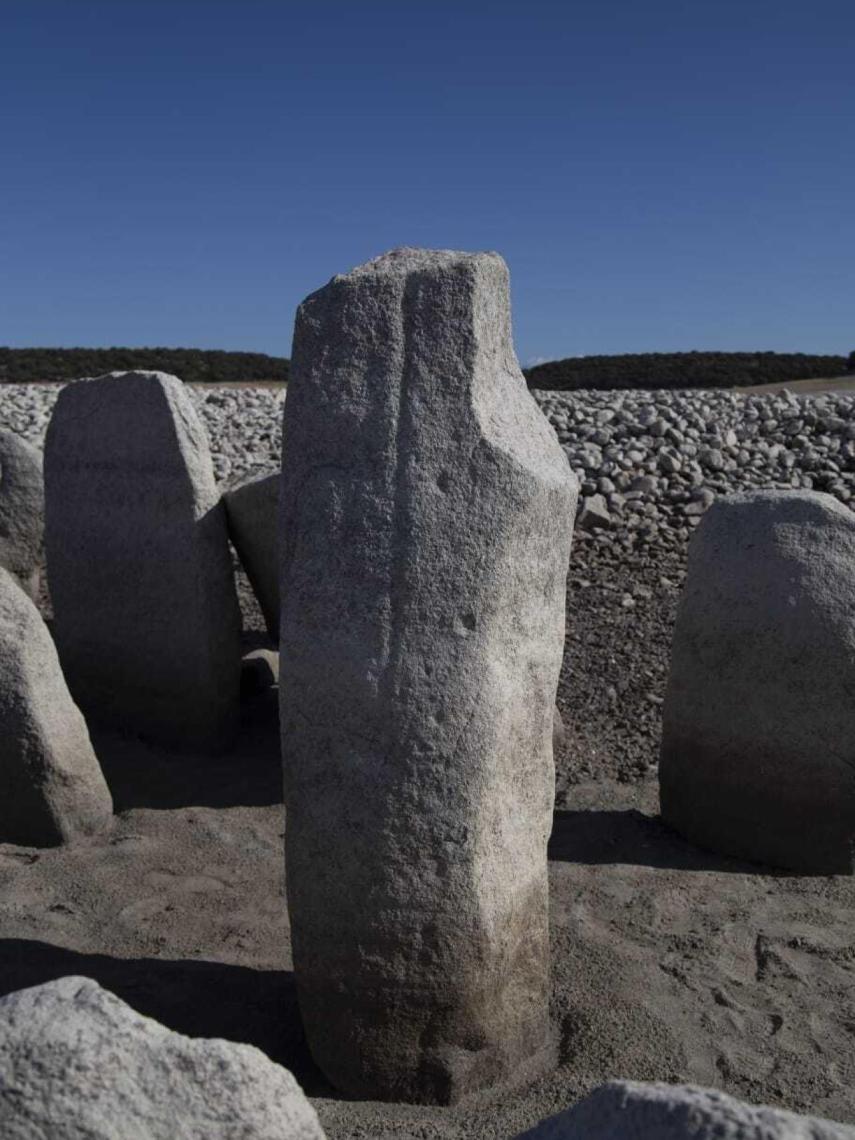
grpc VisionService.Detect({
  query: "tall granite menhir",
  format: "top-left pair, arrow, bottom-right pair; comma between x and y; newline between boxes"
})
45,371 -> 241,752
280,248 -> 578,1103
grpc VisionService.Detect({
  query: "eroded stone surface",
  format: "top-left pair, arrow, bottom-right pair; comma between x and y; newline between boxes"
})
660,490 -> 855,873
0,428 -> 43,600
0,567 -> 111,846
44,372 -> 241,752
0,976 -> 325,1140
280,248 -> 577,1103
516,1081 -> 855,1140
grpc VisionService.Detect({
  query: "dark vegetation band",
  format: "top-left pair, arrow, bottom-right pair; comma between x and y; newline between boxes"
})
1,347 -> 852,390
0,347 -> 290,384
524,350 -> 854,391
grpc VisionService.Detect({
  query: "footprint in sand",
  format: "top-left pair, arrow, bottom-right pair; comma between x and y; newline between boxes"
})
0,851 -> 40,866
117,870 -> 231,927
143,870 -> 229,893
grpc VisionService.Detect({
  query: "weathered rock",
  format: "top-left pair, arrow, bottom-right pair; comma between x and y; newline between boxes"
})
0,429 -> 44,600
0,976 -> 325,1140
0,567 -> 111,846
44,372 -> 241,752
515,1080 -> 855,1140
280,248 -> 577,1103
660,490 -> 855,873
577,493 -> 612,530
225,471 -> 279,640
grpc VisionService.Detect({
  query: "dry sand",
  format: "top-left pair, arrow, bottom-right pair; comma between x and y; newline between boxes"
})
0,563 -> 853,1139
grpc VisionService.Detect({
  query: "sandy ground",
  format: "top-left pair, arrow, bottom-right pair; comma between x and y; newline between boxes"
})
1,562 -> 853,1138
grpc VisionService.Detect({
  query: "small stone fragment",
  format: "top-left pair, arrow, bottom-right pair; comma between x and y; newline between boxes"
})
0,567 -> 111,846
241,647 -> 280,699
577,493 -> 612,530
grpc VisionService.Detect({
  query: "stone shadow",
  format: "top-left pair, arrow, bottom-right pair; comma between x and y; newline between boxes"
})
91,683 -> 282,812
548,809 -> 789,874
0,937 -> 334,1096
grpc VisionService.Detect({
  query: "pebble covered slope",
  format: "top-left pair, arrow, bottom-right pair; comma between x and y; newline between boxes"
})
5,380 -> 855,785
6,382 -> 854,511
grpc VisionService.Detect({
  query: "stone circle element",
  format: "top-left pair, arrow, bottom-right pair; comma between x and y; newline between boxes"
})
0,567 -> 112,846
280,248 -> 577,1103
44,371 -> 241,752
660,490 -> 855,873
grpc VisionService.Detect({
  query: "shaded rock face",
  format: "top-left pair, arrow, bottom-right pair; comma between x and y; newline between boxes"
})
0,567 -> 112,846
44,372 -> 241,752
660,490 -> 855,873
280,248 -> 577,1104
225,471 -> 279,640
0,429 -> 44,600
515,1080 -> 855,1140
0,976 -> 326,1140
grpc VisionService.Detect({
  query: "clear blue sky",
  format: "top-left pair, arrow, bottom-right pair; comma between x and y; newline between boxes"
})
1,0 -> 853,365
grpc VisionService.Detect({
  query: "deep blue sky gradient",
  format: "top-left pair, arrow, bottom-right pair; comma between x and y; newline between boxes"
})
2,1 -> 853,364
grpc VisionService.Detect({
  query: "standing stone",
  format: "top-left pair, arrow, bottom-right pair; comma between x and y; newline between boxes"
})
0,567 -> 112,846
44,372 -> 241,752
0,976 -> 326,1140
660,490 -> 855,873
225,471 -> 279,640
0,428 -> 44,600
280,248 -> 577,1103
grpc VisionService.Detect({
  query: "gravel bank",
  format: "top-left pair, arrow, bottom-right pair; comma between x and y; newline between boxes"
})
7,380 -> 855,519
6,379 -> 855,784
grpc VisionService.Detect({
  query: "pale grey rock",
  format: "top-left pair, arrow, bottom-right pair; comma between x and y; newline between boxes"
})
0,429 -> 43,599
0,976 -> 325,1140
577,493 -> 612,530
658,451 -> 681,475
44,372 -> 241,752
660,490 -> 855,872
225,471 -> 279,640
280,248 -> 577,1103
516,1080 -> 855,1140
631,474 -> 658,494
0,567 -> 111,846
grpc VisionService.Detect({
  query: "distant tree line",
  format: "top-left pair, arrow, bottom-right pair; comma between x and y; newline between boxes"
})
3,346 -> 853,390
0,347 -> 290,384
523,351 -> 854,391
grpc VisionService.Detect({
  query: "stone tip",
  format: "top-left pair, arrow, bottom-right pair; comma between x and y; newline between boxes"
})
702,487 -> 852,528
331,246 -> 507,284
86,370 -> 183,386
